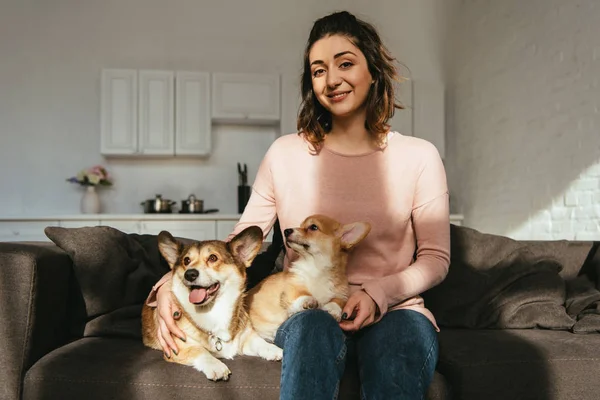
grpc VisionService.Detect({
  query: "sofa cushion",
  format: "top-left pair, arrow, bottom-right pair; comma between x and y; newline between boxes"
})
44,226 -> 169,339
23,337 -> 449,400
422,225 -> 575,330
437,328 -> 600,400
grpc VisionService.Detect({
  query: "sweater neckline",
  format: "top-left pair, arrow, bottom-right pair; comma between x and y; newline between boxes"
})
321,131 -> 396,157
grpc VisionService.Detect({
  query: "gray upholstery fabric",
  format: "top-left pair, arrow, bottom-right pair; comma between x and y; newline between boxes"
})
437,328 -> 600,400
0,242 -> 72,400
44,226 -> 169,338
23,337 -> 449,400
422,225 -> 575,329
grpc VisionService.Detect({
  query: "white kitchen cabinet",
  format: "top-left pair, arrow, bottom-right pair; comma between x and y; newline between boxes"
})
413,80 -> 445,159
138,70 -> 175,155
100,69 -> 138,155
216,220 -> 237,241
211,72 -> 280,124
140,220 -> 216,241
0,221 -> 58,242
100,220 -> 141,234
175,71 -> 211,156
101,69 -> 211,157
59,220 -> 101,228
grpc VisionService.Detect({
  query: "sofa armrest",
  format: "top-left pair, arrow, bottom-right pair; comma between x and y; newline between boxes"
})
0,242 -> 73,400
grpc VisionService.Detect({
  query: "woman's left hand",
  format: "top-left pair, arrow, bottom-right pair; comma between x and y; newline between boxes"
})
339,290 -> 378,332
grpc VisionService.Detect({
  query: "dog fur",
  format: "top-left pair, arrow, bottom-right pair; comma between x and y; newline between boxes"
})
141,226 -> 282,381
246,214 -> 371,341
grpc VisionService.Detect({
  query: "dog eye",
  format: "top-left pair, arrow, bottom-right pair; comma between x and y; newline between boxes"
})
309,224 -> 319,231
183,256 -> 191,266
208,254 -> 218,262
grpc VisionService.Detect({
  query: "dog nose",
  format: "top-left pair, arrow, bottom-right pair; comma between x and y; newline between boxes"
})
284,228 -> 293,237
184,269 -> 199,282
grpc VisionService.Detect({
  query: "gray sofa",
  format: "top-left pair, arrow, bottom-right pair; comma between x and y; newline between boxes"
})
1,224 -> 599,400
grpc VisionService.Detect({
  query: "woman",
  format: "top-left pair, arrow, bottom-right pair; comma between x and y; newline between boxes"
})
147,10 -> 450,400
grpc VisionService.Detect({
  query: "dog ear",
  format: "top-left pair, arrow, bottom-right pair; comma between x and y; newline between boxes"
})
229,226 -> 264,267
158,230 -> 180,269
338,222 -> 371,250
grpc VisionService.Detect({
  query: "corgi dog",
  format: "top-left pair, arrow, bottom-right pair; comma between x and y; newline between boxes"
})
246,214 -> 371,342
141,226 -> 283,381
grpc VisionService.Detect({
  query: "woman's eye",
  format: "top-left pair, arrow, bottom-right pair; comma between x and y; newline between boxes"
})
309,224 -> 319,231
183,257 -> 191,266
340,61 -> 353,69
312,69 -> 325,77
208,254 -> 218,262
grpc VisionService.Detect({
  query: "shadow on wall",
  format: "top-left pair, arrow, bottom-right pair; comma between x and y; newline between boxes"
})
443,1 -> 600,239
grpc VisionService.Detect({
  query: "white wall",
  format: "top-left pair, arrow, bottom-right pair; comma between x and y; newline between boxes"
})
445,0 -> 600,240
0,0 -> 446,215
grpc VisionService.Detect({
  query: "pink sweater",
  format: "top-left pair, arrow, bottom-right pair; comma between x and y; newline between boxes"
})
228,131 -> 450,329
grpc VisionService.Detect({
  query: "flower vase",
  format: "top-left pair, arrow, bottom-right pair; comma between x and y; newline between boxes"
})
81,186 -> 100,214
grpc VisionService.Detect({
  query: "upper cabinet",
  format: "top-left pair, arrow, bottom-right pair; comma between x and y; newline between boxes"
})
100,69 -> 211,157
211,72 -> 280,124
100,69 -> 138,155
138,70 -> 175,155
175,71 -> 211,156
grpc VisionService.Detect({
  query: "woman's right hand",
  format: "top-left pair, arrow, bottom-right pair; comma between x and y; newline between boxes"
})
156,283 -> 187,357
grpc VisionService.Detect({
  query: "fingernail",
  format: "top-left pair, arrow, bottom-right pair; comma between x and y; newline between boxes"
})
173,349 -> 178,356
179,336 -> 186,342
341,313 -> 347,320
164,352 -> 170,359
173,311 -> 180,318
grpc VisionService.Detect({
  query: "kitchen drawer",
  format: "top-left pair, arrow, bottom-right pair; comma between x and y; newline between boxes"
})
0,221 -> 58,242
216,220 -> 238,241
140,221 -> 216,241
100,220 -> 141,234
59,220 -> 102,229
217,220 -> 274,243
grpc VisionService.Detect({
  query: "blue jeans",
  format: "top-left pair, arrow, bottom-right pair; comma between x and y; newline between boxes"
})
274,309 -> 439,400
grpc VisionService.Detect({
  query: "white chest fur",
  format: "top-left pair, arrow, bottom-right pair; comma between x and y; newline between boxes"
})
291,257 -> 346,304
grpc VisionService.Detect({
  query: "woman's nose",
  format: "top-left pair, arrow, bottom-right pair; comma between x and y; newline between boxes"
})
326,70 -> 342,88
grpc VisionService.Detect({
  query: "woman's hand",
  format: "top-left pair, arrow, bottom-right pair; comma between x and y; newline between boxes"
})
156,284 -> 187,357
339,290 -> 378,332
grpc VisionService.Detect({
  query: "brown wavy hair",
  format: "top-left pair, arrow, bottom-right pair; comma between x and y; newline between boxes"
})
297,11 -> 404,151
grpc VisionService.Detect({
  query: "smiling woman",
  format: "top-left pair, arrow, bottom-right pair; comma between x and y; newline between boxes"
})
149,10 -> 450,400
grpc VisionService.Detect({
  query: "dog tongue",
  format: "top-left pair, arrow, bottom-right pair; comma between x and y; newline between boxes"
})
189,288 -> 208,304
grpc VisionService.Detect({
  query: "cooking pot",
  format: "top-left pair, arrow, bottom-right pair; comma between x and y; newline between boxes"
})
179,194 -> 220,214
140,194 -> 176,213
180,194 -> 204,213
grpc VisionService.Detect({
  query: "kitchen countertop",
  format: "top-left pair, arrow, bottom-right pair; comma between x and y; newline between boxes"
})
0,213 -> 465,221
0,213 -> 243,221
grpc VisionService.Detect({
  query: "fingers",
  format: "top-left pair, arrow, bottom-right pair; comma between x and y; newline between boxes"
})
159,318 -> 179,356
340,303 -> 369,332
157,327 -> 170,358
341,294 -> 360,321
165,305 -> 187,342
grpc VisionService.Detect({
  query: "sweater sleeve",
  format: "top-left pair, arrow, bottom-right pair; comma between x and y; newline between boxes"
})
361,143 -> 451,321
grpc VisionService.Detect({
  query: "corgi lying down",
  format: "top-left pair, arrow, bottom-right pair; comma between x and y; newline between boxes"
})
141,226 -> 282,381
247,214 -> 371,342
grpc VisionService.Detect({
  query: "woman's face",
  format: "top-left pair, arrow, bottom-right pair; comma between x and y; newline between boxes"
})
308,34 -> 373,119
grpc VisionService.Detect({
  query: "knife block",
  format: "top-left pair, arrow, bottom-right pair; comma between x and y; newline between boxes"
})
237,185 -> 251,214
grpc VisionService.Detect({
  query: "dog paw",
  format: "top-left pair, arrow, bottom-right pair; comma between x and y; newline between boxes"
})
194,357 -> 231,381
322,302 -> 343,322
289,295 -> 318,315
259,343 -> 283,361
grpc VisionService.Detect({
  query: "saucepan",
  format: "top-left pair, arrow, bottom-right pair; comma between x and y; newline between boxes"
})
140,194 -> 177,213
179,194 -> 219,214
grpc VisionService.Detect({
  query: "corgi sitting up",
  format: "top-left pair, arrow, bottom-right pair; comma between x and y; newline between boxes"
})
141,226 -> 283,381
246,214 -> 371,342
